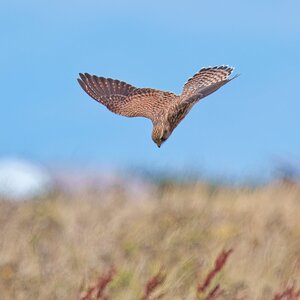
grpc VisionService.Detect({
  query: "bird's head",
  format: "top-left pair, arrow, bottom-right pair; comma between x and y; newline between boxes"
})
152,124 -> 171,148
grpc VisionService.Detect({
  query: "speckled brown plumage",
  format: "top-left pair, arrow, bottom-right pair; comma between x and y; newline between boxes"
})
78,66 -> 238,147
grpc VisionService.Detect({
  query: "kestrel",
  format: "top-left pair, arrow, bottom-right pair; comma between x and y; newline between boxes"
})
78,66 -> 238,147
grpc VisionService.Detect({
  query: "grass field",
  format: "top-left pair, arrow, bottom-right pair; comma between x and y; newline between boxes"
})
0,181 -> 300,299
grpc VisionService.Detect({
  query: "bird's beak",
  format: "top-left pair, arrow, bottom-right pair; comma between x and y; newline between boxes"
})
157,143 -> 161,148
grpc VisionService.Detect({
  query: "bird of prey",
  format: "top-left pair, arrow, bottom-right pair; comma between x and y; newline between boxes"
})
78,66 -> 238,147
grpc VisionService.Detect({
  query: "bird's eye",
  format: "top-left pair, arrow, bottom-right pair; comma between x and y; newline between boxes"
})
161,136 -> 167,142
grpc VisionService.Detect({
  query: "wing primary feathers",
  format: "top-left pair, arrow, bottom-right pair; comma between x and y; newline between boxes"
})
78,74 -> 99,100
85,73 -> 101,96
181,65 -> 236,101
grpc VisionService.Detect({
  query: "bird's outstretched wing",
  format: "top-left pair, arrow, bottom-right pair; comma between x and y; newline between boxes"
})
78,73 -> 177,122
168,66 -> 237,126
180,66 -> 237,103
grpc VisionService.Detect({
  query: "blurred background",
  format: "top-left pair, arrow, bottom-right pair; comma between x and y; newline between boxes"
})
1,0 -> 300,198
1,1 -> 300,299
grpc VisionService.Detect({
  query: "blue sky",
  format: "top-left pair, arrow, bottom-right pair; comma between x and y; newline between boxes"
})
1,0 -> 300,178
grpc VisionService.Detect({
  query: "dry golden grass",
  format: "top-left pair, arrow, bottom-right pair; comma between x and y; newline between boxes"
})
0,181 -> 300,299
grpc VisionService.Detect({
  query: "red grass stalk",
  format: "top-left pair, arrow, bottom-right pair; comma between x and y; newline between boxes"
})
204,284 -> 223,300
80,266 -> 116,300
272,285 -> 300,300
196,248 -> 233,299
142,269 -> 166,300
